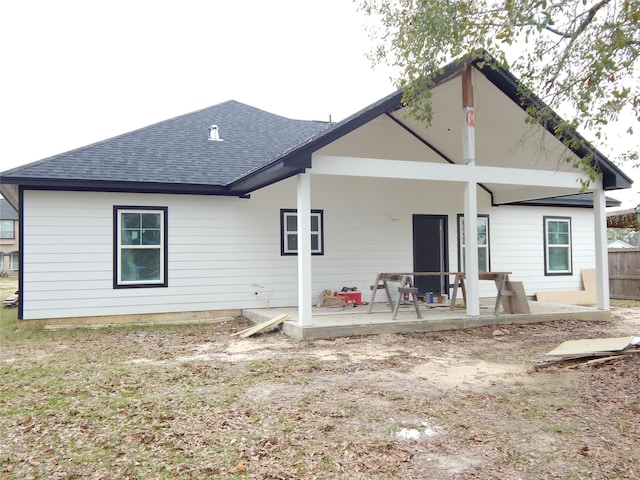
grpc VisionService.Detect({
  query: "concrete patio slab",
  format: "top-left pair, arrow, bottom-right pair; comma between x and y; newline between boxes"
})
243,298 -> 610,340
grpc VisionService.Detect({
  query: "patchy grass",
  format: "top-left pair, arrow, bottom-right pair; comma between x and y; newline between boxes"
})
610,298 -> 640,308
0,278 -> 19,339
1,292 -> 639,478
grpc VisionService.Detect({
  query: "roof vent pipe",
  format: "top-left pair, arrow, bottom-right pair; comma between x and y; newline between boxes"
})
208,125 -> 223,141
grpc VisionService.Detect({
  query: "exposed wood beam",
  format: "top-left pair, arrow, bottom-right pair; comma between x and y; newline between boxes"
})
461,67 -> 475,166
462,67 -> 474,107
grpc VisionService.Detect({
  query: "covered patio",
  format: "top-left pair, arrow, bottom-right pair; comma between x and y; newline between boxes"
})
285,55 -> 630,335
244,299 -> 609,340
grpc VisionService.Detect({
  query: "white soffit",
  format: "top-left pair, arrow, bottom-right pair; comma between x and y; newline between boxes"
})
401,73 -> 464,163
391,67 -> 583,174
315,114 -> 448,164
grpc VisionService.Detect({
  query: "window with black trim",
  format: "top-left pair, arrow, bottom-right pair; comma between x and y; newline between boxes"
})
544,216 -> 572,275
457,214 -> 490,272
114,206 -> 168,288
280,209 -> 324,256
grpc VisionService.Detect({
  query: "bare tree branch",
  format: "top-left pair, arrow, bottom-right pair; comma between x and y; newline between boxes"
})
545,0 -> 614,38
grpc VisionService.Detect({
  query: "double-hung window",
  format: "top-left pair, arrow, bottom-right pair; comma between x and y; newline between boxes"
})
458,214 -> 490,272
0,220 -> 14,239
280,209 -> 324,255
114,206 -> 168,288
544,216 -> 572,275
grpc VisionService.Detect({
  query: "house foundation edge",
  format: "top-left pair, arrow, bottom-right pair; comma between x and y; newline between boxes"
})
17,309 -> 242,328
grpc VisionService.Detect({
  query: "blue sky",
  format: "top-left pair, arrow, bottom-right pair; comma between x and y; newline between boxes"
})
2,0 -> 637,208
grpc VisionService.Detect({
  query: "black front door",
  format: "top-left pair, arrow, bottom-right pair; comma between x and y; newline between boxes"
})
412,215 -> 448,295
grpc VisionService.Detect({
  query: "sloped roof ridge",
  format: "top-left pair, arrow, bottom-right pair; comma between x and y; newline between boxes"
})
0,100 -> 245,177
230,91 -> 402,184
231,118 -> 338,183
281,90 -> 402,155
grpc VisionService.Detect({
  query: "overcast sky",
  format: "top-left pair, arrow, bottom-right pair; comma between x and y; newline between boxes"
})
2,0 -> 637,209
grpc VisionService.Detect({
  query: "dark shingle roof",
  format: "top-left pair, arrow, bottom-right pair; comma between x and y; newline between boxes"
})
1,100 -> 333,189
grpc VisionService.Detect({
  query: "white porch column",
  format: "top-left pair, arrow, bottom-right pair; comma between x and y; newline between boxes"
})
463,181 -> 480,316
297,172 -> 313,326
593,188 -> 610,310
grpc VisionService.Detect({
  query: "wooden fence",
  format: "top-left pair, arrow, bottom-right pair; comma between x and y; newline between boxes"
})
608,248 -> 640,300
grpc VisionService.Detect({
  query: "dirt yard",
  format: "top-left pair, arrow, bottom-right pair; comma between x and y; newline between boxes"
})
1,301 -> 639,479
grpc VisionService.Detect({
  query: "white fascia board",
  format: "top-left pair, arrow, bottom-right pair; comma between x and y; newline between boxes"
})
311,155 -> 588,190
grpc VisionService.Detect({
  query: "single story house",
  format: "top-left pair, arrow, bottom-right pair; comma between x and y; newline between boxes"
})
0,52 -> 632,330
0,198 -> 20,276
608,239 -> 634,249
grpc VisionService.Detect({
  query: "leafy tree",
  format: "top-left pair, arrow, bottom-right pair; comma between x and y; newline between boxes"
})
607,203 -> 640,245
608,227 -> 639,245
358,0 -> 640,178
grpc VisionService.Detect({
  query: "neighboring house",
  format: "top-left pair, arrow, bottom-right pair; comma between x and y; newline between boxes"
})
607,207 -> 639,248
608,240 -> 633,249
0,52 -> 633,326
0,198 -> 19,276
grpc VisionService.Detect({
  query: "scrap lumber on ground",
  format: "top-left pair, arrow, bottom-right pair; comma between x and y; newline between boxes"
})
535,336 -> 640,368
231,314 -> 290,338
2,291 -> 18,307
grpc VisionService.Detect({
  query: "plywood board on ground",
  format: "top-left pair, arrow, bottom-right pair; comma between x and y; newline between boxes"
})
545,336 -> 640,358
536,269 -> 596,305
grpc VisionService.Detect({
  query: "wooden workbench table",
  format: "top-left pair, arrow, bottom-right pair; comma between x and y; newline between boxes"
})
368,271 -> 514,316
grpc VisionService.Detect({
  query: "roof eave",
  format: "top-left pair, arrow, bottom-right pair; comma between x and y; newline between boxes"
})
508,194 -> 622,208
1,177 -> 240,197
228,154 -> 313,194
229,92 -> 405,193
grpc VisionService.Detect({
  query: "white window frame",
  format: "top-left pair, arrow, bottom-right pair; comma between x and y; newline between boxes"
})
280,209 -> 324,256
0,220 -> 14,239
114,206 -> 168,288
458,214 -> 490,272
544,216 -> 573,275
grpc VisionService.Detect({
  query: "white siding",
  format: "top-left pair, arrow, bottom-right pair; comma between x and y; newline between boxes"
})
22,178 -> 598,320
481,205 -> 594,295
